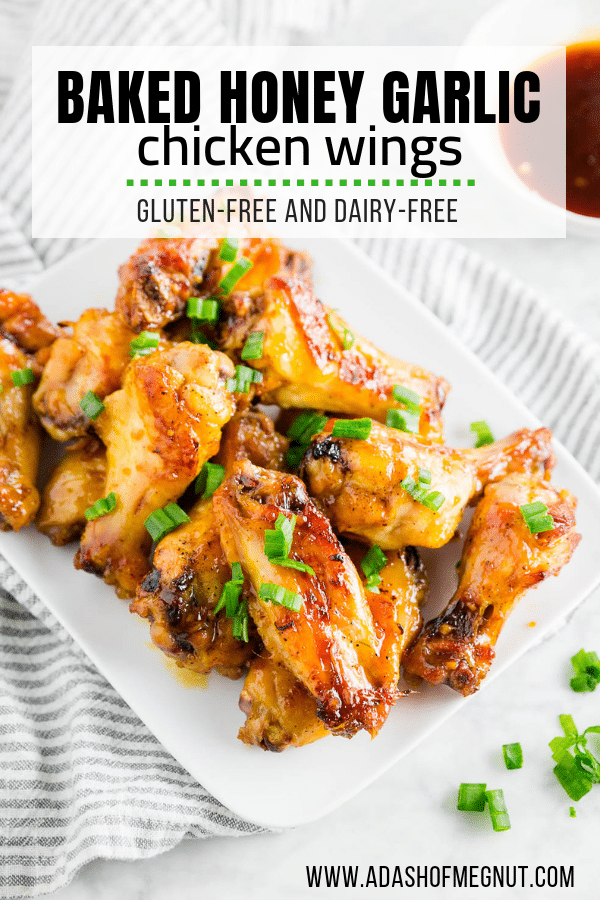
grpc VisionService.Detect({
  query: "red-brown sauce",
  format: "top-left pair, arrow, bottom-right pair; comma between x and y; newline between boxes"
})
500,42 -> 600,217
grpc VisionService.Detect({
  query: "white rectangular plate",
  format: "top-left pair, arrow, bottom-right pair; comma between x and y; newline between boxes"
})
2,238 -> 600,829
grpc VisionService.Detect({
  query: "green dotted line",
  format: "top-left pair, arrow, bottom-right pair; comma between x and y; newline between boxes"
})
126,177 -> 476,188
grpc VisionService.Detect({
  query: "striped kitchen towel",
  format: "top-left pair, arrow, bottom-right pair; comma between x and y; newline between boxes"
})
0,1 -> 599,899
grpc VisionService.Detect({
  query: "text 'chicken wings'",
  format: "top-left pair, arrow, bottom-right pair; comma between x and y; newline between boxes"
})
403,473 -> 580,695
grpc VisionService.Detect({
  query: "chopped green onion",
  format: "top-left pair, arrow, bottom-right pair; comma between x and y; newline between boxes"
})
84,491 -> 117,521
360,545 -> 387,593
187,297 -> 220,324
226,364 -> 263,394
144,502 -> 190,542
550,715 -> 600,802
457,783 -> 487,812
11,368 -> 35,387
219,257 -> 253,294
503,743 -> 523,770
79,390 -> 104,420
258,582 -> 303,612
271,557 -> 315,575
230,561 -> 243,584
331,418 -> 372,440
485,789 -> 511,832
386,408 -> 420,434
392,384 -> 421,414
342,329 -> 355,350
401,476 -> 445,512
195,462 -> 225,499
285,412 -> 329,469
520,501 -> 555,535
130,331 -> 160,357
231,610 -> 249,642
241,331 -> 265,361
287,412 -> 327,444
214,564 -> 249,641
554,754 -> 593,802
219,236 -> 238,263
264,513 -> 295,559
263,513 -> 315,576
570,806 -> 577,817
471,420 -> 494,448
418,468 -> 432,485
570,649 -> 600,693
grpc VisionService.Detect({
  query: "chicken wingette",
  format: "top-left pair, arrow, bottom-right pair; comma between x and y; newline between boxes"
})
37,437 -> 107,546
130,408 -> 288,675
218,265 -> 449,441
403,473 -> 580,695
0,289 -> 62,355
0,338 -> 41,531
33,308 -> 140,442
75,342 -> 234,598
131,499 -> 256,677
302,421 -> 554,549
115,236 -> 219,331
214,460 -> 410,737
238,544 -> 428,750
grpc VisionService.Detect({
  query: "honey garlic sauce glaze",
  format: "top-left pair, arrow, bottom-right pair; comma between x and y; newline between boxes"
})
500,42 -> 600,217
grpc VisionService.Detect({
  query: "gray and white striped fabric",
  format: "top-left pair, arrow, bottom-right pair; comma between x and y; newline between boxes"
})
1,2 -> 599,898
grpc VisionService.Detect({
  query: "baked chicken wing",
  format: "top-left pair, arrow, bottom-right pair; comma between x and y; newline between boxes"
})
238,544 -> 428,750
215,460 -> 407,737
302,421 -> 554,549
115,237 -> 219,331
130,407 -> 287,675
131,499 -> 255,677
33,309 -> 139,442
0,289 -> 62,355
0,338 -> 41,531
403,473 -> 580,695
76,342 -> 234,598
219,266 -> 449,440
37,437 -> 107,546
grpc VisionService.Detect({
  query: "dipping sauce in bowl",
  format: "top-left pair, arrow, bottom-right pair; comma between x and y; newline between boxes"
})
500,42 -> 600,218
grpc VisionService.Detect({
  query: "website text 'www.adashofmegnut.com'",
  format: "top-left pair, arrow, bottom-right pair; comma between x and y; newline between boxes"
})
305,864 -> 575,890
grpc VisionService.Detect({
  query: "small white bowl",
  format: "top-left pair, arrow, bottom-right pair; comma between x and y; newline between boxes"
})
463,0 -> 600,238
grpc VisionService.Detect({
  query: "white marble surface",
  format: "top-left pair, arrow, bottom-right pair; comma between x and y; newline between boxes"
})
44,2 -> 600,898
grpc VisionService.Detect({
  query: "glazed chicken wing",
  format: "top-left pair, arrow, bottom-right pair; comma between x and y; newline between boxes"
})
239,544 -> 428,750
214,460 -> 406,737
403,473 -> 580,695
302,421 -> 554,549
37,437 -> 106,546
0,338 -> 41,531
115,237 -> 220,331
219,265 -> 449,441
33,308 -> 139,442
131,500 -> 255,678
0,289 -> 62,355
76,342 -> 234,598
130,407 -> 287,674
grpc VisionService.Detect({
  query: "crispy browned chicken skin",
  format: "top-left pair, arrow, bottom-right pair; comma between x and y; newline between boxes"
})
115,237 -> 219,331
33,308 -> 139,442
131,499 -> 255,678
218,264 -> 449,440
130,408 -> 288,677
0,338 -> 41,531
76,342 -> 234,598
302,421 -> 554,549
215,460 -> 410,738
37,437 -> 106,546
403,473 -> 580,695
0,290 -> 62,355
239,544 -> 428,750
